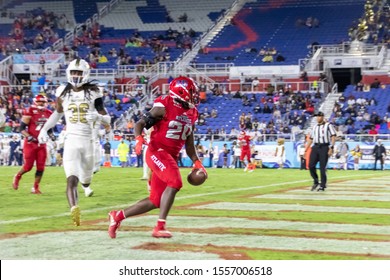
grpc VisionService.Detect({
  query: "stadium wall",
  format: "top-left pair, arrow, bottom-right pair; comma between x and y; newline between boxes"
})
1,133 -> 388,169
104,139 -> 390,170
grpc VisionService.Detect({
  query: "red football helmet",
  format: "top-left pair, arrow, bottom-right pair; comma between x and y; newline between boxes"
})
169,76 -> 199,108
33,94 -> 48,109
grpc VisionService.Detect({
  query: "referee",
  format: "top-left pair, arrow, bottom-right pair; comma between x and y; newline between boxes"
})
305,111 -> 336,191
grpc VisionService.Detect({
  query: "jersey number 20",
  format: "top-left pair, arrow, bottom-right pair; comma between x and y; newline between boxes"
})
166,121 -> 192,140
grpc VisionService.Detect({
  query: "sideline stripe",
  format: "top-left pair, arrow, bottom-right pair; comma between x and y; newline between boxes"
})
258,194 -> 390,201
331,183 -> 390,189
0,173 -> 380,225
290,190 -> 390,195
100,215 -> 390,235
193,202 -> 390,215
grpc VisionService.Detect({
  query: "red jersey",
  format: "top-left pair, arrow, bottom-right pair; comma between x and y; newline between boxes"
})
238,134 -> 251,150
149,95 -> 198,158
24,105 -> 53,139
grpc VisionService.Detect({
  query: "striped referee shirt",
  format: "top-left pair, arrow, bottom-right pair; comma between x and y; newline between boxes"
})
310,122 -> 337,144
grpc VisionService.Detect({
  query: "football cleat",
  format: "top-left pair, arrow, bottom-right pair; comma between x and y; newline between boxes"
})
13,174 -> 21,190
84,187 -> 94,197
311,183 -> 319,191
31,187 -> 42,194
108,210 -> 122,239
71,205 -> 81,226
152,226 -> 172,238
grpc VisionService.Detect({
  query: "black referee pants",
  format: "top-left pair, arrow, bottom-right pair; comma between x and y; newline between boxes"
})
309,144 -> 329,188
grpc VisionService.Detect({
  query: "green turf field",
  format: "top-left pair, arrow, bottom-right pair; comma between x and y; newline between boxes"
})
1,166 -> 389,260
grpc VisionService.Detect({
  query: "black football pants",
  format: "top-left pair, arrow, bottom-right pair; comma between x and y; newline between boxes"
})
309,145 -> 329,188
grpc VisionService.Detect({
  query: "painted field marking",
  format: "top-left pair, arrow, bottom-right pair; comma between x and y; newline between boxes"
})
99,215 -> 390,235
0,231 -> 222,260
290,190 -> 390,195
257,194 -> 390,201
0,173 -> 381,225
1,230 -> 390,259
192,202 -> 390,215
331,183 -> 390,188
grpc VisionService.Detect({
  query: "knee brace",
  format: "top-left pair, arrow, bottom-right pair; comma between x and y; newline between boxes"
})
35,170 -> 44,177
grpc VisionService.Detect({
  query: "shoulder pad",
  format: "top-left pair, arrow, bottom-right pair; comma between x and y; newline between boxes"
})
91,88 -> 103,100
96,87 -> 104,98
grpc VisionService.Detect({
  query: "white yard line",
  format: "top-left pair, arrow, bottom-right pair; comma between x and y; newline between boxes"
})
258,194 -> 390,201
290,190 -> 390,195
100,215 -> 390,235
193,202 -> 390,215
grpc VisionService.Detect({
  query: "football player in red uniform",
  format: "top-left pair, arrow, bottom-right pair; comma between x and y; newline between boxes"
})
238,130 -> 254,171
108,76 -> 207,238
13,95 -> 55,194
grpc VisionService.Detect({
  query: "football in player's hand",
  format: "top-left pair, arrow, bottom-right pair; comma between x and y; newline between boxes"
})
187,169 -> 207,186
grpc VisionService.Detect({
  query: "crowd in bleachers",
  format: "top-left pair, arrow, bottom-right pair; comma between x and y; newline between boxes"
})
67,24 -> 198,69
1,7 -> 69,55
192,81 -> 324,142
348,0 -> 390,44
330,80 -> 390,137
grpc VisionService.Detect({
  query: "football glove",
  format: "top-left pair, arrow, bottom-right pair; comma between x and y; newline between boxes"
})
135,135 -> 145,155
193,160 -> 207,178
37,130 -> 48,144
27,135 -> 37,143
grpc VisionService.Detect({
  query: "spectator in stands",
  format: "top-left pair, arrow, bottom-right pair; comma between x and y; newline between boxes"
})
198,114 -> 206,126
252,118 -> 260,131
252,77 -> 260,91
300,71 -> 308,90
345,115 -> 355,126
276,53 -> 285,62
312,17 -> 320,28
282,125 -> 291,134
370,78 -> 381,89
204,127 -> 212,141
98,54 -> 108,63
199,85 -> 207,103
263,103 -> 272,114
245,116 -> 253,130
368,125 -> 378,137
202,107 -> 210,118
254,103 -> 261,114
178,13 -> 187,22
210,108 -> 218,118
355,80 -> 364,91
37,73 -> 46,92
39,56 -> 46,72
239,119 -> 246,131
262,53 -> 273,63
370,111 -> 381,125
233,91 -> 242,98
347,123 -> 358,135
